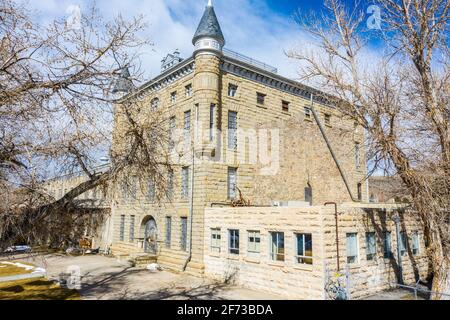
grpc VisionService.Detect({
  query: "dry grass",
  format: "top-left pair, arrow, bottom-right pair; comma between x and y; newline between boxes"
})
0,278 -> 81,300
0,262 -> 33,277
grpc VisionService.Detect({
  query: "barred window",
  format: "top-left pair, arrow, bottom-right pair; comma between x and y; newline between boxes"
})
129,215 -> 135,242
181,167 -> 190,198
184,110 -> 191,148
228,111 -> 237,149
180,217 -> 188,251
165,216 -> 172,248
119,215 -> 125,241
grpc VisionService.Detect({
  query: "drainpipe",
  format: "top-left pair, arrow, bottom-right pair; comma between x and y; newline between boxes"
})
324,202 -> 340,271
309,94 -> 356,202
182,104 -> 198,272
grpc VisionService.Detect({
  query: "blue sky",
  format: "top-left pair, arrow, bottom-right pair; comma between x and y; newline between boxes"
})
29,0 -> 381,81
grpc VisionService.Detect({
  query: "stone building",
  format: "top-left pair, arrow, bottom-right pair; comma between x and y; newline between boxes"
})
46,1 -> 428,299
109,1 -> 370,274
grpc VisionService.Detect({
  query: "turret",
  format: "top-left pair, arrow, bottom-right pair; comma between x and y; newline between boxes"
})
192,0 -> 225,56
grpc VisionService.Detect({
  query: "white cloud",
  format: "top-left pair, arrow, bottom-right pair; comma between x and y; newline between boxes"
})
29,0 -> 311,80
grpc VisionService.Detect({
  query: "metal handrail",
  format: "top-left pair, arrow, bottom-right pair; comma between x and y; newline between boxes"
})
391,282 -> 450,299
223,48 -> 278,74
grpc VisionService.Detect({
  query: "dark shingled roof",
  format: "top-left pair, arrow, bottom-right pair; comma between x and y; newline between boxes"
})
192,5 -> 225,46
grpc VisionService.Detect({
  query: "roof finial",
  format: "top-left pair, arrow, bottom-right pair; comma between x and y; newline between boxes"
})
207,0 -> 212,7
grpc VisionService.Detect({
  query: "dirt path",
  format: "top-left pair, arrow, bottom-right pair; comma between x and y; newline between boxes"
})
18,254 -> 284,300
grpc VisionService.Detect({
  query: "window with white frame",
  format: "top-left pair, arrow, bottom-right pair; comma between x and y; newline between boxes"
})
247,231 -> 261,254
411,231 -> 420,255
383,231 -> 393,258
151,97 -> 160,110
228,84 -> 237,97
129,215 -> 135,242
355,142 -> 361,169
185,84 -> 192,97
228,111 -> 237,149
210,104 -> 216,142
169,116 -> 176,150
170,91 -> 177,104
184,110 -> 191,148
227,167 -> 237,200
365,232 -> 376,261
181,167 -> 190,198
165,216 -> 172,248
346,233 -> 359,263
399,231 -> 408,256
211,228 -> 221,253
270,232 -> 285,262
296,233 -> 313,265
229,229 -> 239,254
119,215 -> 125,241
304,107 -> 312,121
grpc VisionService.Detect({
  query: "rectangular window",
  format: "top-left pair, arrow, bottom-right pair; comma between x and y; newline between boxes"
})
121,182 -> 128,201
228,111 -> 237,149
365,232 -> 376,261
211,228 -> 221,253
228,229 -> 239,255
227,167 -> 237,200
165,216 -> 172,248
180,217 -> 188,251
304,107 -> 312,120
324,113 -> 331,126
355,142 -> 361,169
346,233 -> 359,263
247,231 -> 261,253
167,169 -> 174,199
412,231 -> 420,255
170,91 -> 177,104
296,233 -> 313,264
129,215 -> 135,242
357,183 -> 362,201
383,231 -> 392,259
147,178 -> 155,202
210,104 -> 216,142
228,84 -> 237,97
184,110 -> 191,148
185,84 -> 192,97
399,231 -> 408,256
169,116 -> 176,150
119,215 -> 125,241
181,167 -> 190,198
257,92 -> 265,105
129,178 -> 137,201
282,100 -> 290,112
270,232 -> 285,261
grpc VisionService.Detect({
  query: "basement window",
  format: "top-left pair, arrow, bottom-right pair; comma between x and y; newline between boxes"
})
296,233 -> 313,265
383,231 -> 393,259
412,231 -> 420,255
365,232 -> 376,261
211,228 -> 221,253
229,229 -> 240,255
247,231 -> 261,254
346,233 -> 359,264
270,232 -> 285,262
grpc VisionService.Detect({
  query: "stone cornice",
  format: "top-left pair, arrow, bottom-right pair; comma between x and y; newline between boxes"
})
116,57 -> 195,103
221,56 -> 334,108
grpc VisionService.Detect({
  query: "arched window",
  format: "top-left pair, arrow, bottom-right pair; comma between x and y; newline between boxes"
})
151,98 -> 159,110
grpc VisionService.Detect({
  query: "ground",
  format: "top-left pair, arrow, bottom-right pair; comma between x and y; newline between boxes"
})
9,254 -> 284,300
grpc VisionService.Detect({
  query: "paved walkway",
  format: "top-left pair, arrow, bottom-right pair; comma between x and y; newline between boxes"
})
18,254 -> 284,300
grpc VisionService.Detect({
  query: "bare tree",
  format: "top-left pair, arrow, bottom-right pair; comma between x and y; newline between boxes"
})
0,0 -> 171,249
288,0 -> 449,298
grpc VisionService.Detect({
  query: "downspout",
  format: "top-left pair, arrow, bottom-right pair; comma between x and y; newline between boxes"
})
309,94 -> 356,202
182,104 -> 198,271
324,202 -> 340,271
